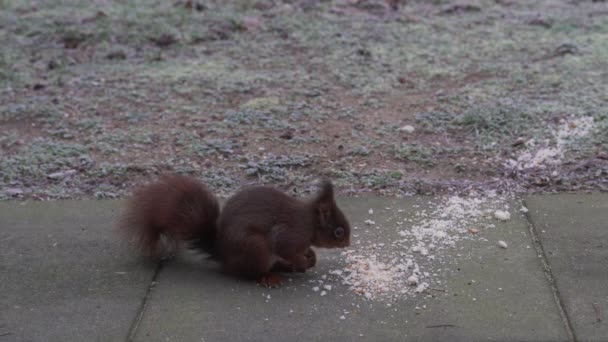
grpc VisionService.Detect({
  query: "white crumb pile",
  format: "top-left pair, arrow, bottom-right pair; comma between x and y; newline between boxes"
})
320,192 -> 512,303
494,210 -> 511,221
507,117 -> 595,170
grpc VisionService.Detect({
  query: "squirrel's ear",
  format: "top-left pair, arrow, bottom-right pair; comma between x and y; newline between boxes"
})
317,202 -> 331,226
315,179 -> 334,204
314,179 -> 334,225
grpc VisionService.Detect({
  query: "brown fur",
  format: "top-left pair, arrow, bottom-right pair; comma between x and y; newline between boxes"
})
119,174 -> 219,257
119,175 -> 350,281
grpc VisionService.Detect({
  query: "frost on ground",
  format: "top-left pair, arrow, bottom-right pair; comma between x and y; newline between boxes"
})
320,192 -> 512,303
506,117 -> 595,170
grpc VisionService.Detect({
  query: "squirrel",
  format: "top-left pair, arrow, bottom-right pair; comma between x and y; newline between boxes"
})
119,174 -> 351,287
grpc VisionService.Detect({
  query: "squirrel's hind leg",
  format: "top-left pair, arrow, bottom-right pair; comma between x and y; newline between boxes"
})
220,234 -> 280,287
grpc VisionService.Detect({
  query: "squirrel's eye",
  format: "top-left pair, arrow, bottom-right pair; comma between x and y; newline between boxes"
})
334,227 -> 345,239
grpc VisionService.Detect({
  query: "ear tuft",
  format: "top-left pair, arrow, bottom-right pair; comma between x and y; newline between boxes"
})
316,179 -> 334,203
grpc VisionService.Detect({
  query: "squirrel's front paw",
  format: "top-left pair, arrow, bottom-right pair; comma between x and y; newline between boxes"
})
305,248 -> 317,269
258,274 -> 282,288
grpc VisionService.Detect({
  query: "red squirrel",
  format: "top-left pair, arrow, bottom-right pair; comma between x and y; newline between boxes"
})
120,174 -> 351,287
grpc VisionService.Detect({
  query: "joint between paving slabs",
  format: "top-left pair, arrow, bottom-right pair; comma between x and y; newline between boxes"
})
522,198 -> 577,342
125,260 -> 164,342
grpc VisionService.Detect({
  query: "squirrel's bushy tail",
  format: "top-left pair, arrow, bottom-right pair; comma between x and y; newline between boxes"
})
119,174 -> 220,258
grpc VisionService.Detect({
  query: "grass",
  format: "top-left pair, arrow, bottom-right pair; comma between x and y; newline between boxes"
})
1,0 -> 607,200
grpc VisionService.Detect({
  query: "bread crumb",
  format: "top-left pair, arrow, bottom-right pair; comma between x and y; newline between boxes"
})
494,210 -> 511,221
368,209 -> 374,215
415,282 -> 429,293
498,240 -> 508,249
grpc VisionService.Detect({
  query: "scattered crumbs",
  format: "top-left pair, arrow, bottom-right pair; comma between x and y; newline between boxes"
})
498,240 -> 508,249
320,291 -> 327,296
506,117 -> 596,170
368,209 -> 374,215
340,315 -> 346,320
323,285 -> 332,291
520,206 -> 529,213
319,192 -> 510,303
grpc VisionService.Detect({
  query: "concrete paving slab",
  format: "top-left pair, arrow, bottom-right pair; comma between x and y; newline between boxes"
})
0,200 -> 155,342
525,193 -> 608,342
134,197 -> 568,341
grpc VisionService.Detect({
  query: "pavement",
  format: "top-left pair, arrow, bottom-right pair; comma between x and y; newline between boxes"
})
0,193 -> 606,342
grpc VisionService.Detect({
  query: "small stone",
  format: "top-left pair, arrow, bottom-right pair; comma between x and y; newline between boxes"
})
512,137 -> 525,147
150,33 -> 178,48
5,188 -> 24,196
468,227 -> 479,234
106,50 -> 127,60
47,169 -> 77,179
398,125 -> 416,134
554,42 -> 580,56
527,16 -> 553,28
